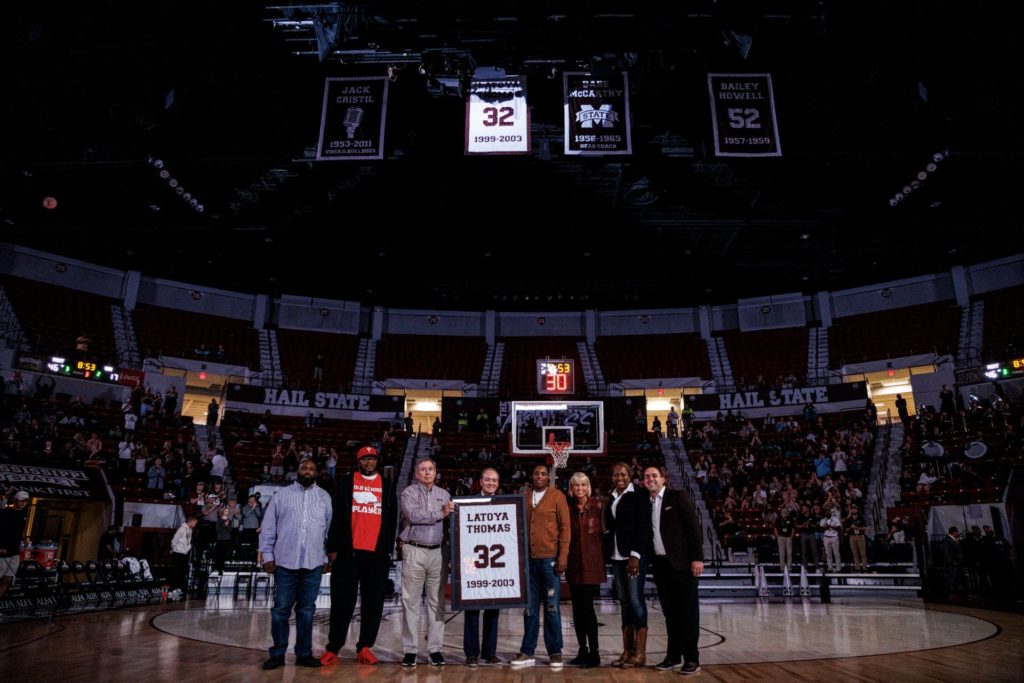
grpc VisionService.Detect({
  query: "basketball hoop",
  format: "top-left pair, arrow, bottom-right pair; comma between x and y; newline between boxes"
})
546,441 -> 572,471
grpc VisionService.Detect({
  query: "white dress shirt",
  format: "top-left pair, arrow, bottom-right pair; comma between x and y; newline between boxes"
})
651,486 -> 667,556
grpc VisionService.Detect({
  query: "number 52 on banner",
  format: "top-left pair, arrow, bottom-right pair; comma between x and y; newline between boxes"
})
465,77 -> 531,155
450,494 -> 530,610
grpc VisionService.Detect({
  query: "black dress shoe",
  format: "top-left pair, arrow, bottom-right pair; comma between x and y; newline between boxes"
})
679,661 -> 701,676
295,656 -> 323,668
402,653 -> 418,667
655,657 -> 680,671
261,656 -> 285,670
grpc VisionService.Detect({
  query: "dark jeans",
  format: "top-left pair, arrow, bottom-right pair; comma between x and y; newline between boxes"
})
214,539 -> 232,571
652,556 -> 700,665
270,566 -> 323,658
171,551 -> 189,591
800,532 -> 819,568
326,550 -> 389,653
569,583 -> 600,653
611,557 -> 648,628
521,557 -> 562,656
463,608 -> 500,658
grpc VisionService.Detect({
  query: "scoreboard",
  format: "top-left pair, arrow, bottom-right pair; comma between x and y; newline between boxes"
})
536,359 -> 575,395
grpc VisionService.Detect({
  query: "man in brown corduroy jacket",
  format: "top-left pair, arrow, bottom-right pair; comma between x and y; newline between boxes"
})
510,464 -> 571,669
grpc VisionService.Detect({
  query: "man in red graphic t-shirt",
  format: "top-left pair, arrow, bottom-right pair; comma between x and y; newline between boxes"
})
321,446 -> 398,666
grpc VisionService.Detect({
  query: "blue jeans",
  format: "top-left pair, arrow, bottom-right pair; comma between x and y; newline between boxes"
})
521,557 -> 562,656
270,566 -> 323,658
463,608 -> 500,658
611,556 -> 648,629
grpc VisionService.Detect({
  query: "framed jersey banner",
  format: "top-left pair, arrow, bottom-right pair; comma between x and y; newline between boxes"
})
450,494 -> 529,610
465,76 -> 531,155
563,72 -> 632,155
316,77 -> 388,160
707,73 -> 782,157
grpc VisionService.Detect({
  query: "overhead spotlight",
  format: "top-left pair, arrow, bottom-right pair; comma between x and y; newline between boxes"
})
387,65 -> 398,82
933,152 -> 945,162
917,171 -> 928,181
926,163 -> 937,173
903,186 -> 913,195
151,158 -> 164,169
548,66 -> 558,79
418,63 -> 427,75
189,198 -> 198,207
168,178 -> 179,188
196,204 -> 205,213
182,192 -> 192,201
894,192 -> 904,200
889,198 -> 898,207
175,186 -> 185,195
158,169 -> 170,179
910,180 -> 921,189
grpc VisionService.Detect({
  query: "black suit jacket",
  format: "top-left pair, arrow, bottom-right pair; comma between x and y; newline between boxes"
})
326,471 -> 398,556
652,489 -> 704,572
605,488 -> 653,560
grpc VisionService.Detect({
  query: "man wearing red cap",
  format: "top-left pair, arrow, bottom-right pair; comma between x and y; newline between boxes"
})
321,446 -> 398,666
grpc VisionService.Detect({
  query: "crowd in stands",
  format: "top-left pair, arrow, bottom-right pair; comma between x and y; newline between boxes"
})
685,403 -> 878,571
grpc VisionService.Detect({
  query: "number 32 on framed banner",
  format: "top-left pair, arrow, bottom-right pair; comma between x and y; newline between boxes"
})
450,494 -> 529,610
465,76 -> 531,155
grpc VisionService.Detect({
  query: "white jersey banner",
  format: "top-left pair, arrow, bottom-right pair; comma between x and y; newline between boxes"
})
465,76 -> 531,154
450,494 -> 528,610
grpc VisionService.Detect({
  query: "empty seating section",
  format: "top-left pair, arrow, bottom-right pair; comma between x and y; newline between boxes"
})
375,334 -> 487,381
2,275 -> 118,364
596,333 -> 711,381
828,302 -> 961,366
275,328 -> 359,389
132,304 -> 260,369
978,285 -> 1024,362
499,336 -> 584,398
720,327 -> 807,387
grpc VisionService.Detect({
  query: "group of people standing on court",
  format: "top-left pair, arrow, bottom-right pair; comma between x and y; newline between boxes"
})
257,448 -> 704,676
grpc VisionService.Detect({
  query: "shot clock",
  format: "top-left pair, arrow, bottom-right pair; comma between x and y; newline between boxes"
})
536,359 -> 575,395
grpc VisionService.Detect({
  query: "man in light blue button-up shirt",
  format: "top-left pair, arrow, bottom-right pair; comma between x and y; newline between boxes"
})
259,457 -> 332,670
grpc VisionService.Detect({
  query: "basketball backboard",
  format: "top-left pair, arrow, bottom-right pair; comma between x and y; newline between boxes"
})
510,401 -> 605,455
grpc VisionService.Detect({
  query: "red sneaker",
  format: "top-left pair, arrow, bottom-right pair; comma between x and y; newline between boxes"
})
356,647 -> 379,665
319,651 -> 338,666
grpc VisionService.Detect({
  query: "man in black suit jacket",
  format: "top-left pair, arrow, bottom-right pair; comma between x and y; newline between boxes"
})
644,466 -> 704,676
943,526 -> 964,597
322,446 -> 398,665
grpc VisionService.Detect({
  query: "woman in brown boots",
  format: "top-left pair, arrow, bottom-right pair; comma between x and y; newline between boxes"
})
605,462 -> 652,668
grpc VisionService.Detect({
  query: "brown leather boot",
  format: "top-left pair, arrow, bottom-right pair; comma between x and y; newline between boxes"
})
610,626 -> 635,667
623,627 -> 648,668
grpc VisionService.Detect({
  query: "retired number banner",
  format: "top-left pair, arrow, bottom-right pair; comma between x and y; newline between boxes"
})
465,76 -> 531,155
316,77 -> 388,160
707,73 -> 782,157
450,494 -> 529,610
563,72 -> 632,155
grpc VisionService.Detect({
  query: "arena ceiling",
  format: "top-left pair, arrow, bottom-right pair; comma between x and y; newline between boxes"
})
0,1 -> 1020,311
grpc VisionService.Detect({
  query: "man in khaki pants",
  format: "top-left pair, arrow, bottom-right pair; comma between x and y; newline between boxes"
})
399,458 -> 453,668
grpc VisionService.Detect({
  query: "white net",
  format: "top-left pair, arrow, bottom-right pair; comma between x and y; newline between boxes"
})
547,442 -> 572,470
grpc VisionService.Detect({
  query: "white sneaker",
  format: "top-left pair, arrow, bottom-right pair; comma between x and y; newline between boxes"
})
510,653 -> 536,668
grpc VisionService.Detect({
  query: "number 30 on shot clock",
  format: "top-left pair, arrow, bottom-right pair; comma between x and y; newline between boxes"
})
537,359 -> 575,395
465,76 -> 531,155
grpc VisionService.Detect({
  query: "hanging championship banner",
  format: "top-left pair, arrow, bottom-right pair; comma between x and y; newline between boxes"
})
465,76 -> 531,155
450,494 -> 529,610
316,77 -> 388,160
707,73 -> 782,157
563,72 -> 632,155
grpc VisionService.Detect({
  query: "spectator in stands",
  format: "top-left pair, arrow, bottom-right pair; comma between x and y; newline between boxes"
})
211,449 -> 228,482
213,503 -> 235,575
75,332 -> 91,352
259,464 -> 273,483
0,490 -> 30,600
943,526 -> 964,598
820,506 -> 843,573
33,374 -> 55,400
887,518 -> 906,545
431,416 -> 441,437
939,384 -> 957,420
796,503 -> 819,570
457,409 -> 469,433
398,458 -> 453,668
124,409 -> 137,435
164,386 -> 179,422
240,495 -> 263,554
147,457 -> 167,494
606,462 -> 651,669
511,464 -> 569,670
566,472 -> 604,669
774,509 -> 795,569
666,407 -> 679,439
313,353 -> 324,381
404,412 -> 415,435
844,507 -> 868,571
206,399 -> 219,433
895,394 -> 909,425
214,344 -> 227,362
803,402 -> 817,422
169,516 -> 198,600
651,416 -> 662,438
325,449 -> 338,478
98,524 -> 122,560
259,457 -> 333,670
461,468 -> 504,668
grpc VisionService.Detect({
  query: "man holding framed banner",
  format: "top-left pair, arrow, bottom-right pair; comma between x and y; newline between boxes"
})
451,468 -> 521,667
